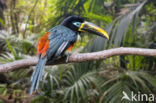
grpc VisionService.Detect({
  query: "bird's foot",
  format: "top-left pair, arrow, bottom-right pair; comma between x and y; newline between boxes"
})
62,53 -> 71,63
66,53 -> 70,63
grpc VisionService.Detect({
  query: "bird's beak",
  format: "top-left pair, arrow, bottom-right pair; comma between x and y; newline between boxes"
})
78,21 -> 109,40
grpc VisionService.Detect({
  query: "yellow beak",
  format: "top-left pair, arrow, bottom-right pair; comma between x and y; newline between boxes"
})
78,21 -> 109,40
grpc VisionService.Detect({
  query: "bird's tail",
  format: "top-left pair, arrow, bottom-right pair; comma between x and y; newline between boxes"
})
29,55 -> 47,95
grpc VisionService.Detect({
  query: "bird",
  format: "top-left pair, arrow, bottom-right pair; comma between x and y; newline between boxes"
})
29,15 -> 109,95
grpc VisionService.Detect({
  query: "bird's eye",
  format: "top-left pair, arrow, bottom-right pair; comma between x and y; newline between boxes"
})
73,22 -> 81,27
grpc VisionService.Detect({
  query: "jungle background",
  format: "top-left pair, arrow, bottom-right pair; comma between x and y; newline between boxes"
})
0,0 -> 156,103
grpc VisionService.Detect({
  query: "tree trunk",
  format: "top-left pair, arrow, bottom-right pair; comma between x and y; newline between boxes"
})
0,0 -> 7,30
10,0 -> 19,35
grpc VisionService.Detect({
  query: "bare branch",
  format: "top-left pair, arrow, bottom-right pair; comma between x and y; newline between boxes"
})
0,47 -> 156,73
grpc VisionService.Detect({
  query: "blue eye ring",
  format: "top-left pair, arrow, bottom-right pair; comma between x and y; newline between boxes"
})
73,22 -> 81,27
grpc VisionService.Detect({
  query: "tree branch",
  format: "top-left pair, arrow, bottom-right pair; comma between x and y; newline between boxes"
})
0,47 -> 156,73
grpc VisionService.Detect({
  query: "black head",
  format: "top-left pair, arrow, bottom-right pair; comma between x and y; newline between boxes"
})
60,15 -> 84,32
60,15 -> 109,40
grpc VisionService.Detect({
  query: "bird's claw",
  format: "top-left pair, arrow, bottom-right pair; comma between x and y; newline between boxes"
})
61,52 -> 71,63
62,53 -> 71,63
66,54 -> 70,63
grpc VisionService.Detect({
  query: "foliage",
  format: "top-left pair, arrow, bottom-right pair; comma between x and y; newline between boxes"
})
0,0 -> 155,103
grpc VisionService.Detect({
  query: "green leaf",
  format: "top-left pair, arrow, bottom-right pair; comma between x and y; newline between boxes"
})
4,38 -> 17,60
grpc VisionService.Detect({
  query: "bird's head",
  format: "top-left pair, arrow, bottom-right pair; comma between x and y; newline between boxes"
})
61,15 -> 109,40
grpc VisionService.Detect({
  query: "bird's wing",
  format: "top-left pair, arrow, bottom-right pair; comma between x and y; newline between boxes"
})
54,41 -> 69,57
37,25 -> 77,59
47,25 -> 77,59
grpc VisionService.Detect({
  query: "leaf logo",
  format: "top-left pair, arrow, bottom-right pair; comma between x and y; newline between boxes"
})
121,91 -> 131,101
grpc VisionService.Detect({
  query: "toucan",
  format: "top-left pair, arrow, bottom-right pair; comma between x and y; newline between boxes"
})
30,15 -> 109,95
